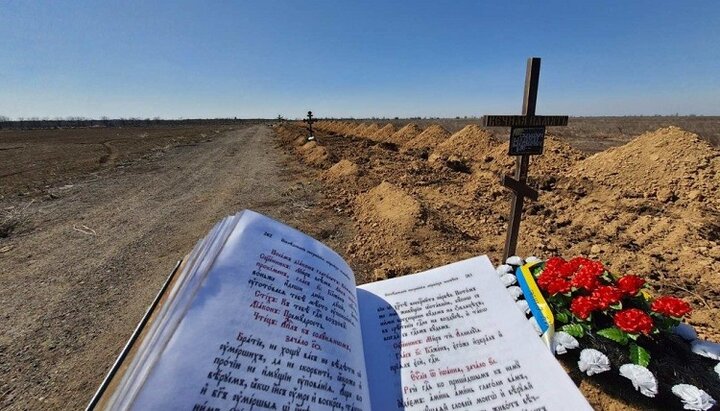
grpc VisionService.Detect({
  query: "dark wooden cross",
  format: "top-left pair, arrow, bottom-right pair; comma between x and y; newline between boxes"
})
482,57 -> 568,260
303,111 -> 315,140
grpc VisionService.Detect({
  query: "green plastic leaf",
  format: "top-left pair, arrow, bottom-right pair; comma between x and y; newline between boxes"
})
555,310 -> 570,324
597,327 -> 629,345
629,343 -> 651,367
561,324 -> 585,338
609,302 -> 623,310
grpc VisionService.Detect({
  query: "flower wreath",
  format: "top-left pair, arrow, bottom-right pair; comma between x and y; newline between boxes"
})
498,255 -> 719,411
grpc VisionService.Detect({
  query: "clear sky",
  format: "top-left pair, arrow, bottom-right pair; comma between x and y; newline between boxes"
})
1,1 -> 718,119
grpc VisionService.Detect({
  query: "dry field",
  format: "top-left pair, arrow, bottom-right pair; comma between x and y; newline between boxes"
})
0,118 -> 718,410
279,119 -> 719,410
0,124 -> 349,410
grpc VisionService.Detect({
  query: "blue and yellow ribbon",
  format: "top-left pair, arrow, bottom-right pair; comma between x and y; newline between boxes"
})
517,261 -> 555,348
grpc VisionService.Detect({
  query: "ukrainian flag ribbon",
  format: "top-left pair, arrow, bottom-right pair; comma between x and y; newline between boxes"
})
517,262 -> 555,348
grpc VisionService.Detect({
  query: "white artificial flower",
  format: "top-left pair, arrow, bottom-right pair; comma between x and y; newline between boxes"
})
496,264 -> 513,276
671,384 -> 716,411
516,299 -> 530,315
674,323 -> 699,342
507,286 -> 523,300
528,316 -> 542,335
714,362 -> 720,379
525,256 -> 541,264
506,256 -> 524,266
578,348 -> 611,376
500,273 -> 517,287
552,331 -> 579,355
619,364 -> 658,398
691,340 -> 720,361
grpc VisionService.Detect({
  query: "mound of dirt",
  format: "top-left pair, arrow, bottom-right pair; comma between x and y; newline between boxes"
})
388,123 -> 423,145
371,124 -> 396,142
275,121 -> 720,411
571,126 -> 719,208
349,123 -> 368,136
401,124 -> 451,154
297,141 -> 332,167
356,181 -> 423,230
335,122 -> 356,135
359,123 -> 381,139
317,121 -> 335,132
323,159 -> 359,180
430,125 -> 497,159
479,136 -> 586,180
330,122 -> 346,133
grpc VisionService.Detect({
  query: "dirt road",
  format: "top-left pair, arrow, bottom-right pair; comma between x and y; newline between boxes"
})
0,125 -> 323,410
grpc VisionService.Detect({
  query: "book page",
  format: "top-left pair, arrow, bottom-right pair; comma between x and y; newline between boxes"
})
115,211 -> 370,411
357,256 -> 591,411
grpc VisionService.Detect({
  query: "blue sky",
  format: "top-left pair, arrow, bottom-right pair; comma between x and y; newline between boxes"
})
1,1 -> 718,119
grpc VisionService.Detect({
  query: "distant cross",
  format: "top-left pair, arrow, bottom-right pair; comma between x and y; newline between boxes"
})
303,111 -> 315,141
483,57 -> 568,261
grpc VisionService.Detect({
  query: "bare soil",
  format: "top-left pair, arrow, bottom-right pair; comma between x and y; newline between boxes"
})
0,124 -> 352,410
284,120 -> 720,411
2,119 -> 718,410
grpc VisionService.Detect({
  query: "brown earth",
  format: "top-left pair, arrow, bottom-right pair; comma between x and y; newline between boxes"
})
401,124 -> 451,154
0,124 -> 353,410
430,124 -> 497,161
2,119 -> 718,411
323,159 -> 360,180
388,123 -> 423,145
278,121 -> 720,411
358,123 -> 381,139
370,124 -> 396,142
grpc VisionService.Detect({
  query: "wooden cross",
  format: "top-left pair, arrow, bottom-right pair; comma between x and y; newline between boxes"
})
483,57 -> 568,261
303,111 -> 315,141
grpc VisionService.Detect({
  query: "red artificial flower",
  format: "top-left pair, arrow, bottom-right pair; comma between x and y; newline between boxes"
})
571,269 -> 600,291
544,256 -> 566,272
651,296 -> 692,318
570,296 -> 597,320
576,260 -> 605,277
537,271 -> 556,291
545,277 -> 572,295
566,257 -> 590,274
591,285 -> 624,310
614,308 -> 654,334
617,275 -> 645,296
556,263 -> 577,278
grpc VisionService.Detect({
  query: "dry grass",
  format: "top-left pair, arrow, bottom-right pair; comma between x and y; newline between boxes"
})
1,200 -> 33,238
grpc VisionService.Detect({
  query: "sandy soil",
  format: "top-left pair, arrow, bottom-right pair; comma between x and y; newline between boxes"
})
0,124 -> 351,410
2,119 -> 718,410
281,120 -> 720,411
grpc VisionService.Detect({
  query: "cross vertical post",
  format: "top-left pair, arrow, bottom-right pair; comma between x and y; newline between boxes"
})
303,111 -> 315,141
483,58 -> 568,261
504,58 -> 541,260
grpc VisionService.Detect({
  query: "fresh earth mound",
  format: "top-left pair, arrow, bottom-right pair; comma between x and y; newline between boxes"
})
323,159 -> 359,180
430,124 -> 498,163
275,122 -> 720,410
401,124 -> 451,153
297,141 -> 332,167
371,124 -> 396,142
389,123 -> 423,145
349,123 -> 368,136
338,122 -> 359,135
482,136 -> 587,180
573,126 -> 719,210
359,123 -> 381,139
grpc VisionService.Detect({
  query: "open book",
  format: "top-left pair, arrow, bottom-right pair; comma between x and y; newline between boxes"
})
93,210 -> 590,410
